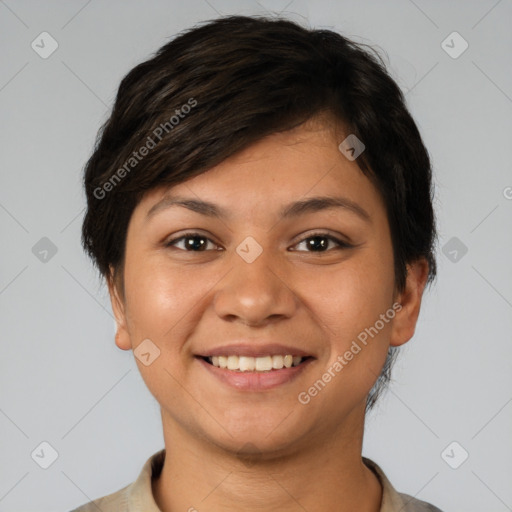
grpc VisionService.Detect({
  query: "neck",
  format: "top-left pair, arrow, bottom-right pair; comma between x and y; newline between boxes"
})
152,408 -> 382,512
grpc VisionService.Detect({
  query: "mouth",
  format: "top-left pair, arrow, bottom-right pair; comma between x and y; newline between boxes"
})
199,354 -> 313,372
194,343 -> 315,390
195,352 -> 314,391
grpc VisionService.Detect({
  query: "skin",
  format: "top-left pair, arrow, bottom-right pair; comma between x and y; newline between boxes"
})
108,116 -> 429,512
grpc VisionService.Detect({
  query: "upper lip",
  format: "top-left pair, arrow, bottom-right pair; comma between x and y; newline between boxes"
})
196,343 -> 313,358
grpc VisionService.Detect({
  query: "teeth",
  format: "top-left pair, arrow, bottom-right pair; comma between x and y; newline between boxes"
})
255,356 -> 273,371
207,355 -> 304,371
227,355 -> 239,370
239,356 -> 255,372
272,355 -> 283,369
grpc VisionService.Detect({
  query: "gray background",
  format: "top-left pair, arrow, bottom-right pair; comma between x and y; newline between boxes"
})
1,1 -> 511,511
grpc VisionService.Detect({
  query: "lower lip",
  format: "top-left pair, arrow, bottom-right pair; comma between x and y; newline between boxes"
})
196,357 -> 313,391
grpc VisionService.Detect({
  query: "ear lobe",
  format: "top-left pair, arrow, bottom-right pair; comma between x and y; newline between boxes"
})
107,266 -> 132,351
389,259 -> 430,347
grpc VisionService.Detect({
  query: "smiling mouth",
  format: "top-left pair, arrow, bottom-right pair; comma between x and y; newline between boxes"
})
200,355 -> 312,372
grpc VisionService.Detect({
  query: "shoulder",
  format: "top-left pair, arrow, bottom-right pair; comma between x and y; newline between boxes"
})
69,449 -> 165,512
69,484 -> 130,511
363,457 -> 444,512
395,491 -> 444,511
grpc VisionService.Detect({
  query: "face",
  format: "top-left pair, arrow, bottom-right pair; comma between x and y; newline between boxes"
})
110,117 -> 427,458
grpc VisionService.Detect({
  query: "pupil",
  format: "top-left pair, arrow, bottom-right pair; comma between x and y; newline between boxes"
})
308,236 -> 327,251
187,236 -> 206,250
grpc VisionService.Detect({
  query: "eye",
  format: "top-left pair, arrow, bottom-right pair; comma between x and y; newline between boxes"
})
165,232 -> 220,251
165,231 -> 353,253
291,232 -> 353,252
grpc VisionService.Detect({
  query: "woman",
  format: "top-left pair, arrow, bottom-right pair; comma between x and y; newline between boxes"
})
72,15 -> 442,512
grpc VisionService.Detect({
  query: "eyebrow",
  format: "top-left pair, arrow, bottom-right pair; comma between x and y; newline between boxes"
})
146,195 -> 371,222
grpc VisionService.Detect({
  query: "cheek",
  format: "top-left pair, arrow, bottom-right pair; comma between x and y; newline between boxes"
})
121,257 -> 202,406
122,255 -> 197,343
305,245 -> 395,385
307,249 -> 395,334
122,253 -> 228,358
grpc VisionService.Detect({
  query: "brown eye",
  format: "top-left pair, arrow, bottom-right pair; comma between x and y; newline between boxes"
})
291,233 -> 352,252
166,232 -> 218,251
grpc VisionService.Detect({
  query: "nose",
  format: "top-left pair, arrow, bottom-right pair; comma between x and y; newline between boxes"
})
212,244 -> 298,327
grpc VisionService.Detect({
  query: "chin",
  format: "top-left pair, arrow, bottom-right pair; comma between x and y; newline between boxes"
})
202,415 -> 309,458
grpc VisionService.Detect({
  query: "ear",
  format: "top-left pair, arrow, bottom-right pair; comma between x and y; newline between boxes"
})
107,266 -> 132,351
389,258 -> 430,347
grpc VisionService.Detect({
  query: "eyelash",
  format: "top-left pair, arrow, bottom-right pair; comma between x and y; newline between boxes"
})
164,231 -> 353,253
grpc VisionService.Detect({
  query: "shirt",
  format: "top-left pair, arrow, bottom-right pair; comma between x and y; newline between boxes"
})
70,449 -> 443,511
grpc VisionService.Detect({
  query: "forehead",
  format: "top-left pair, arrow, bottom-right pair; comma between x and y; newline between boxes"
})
134,119 -> 384,224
